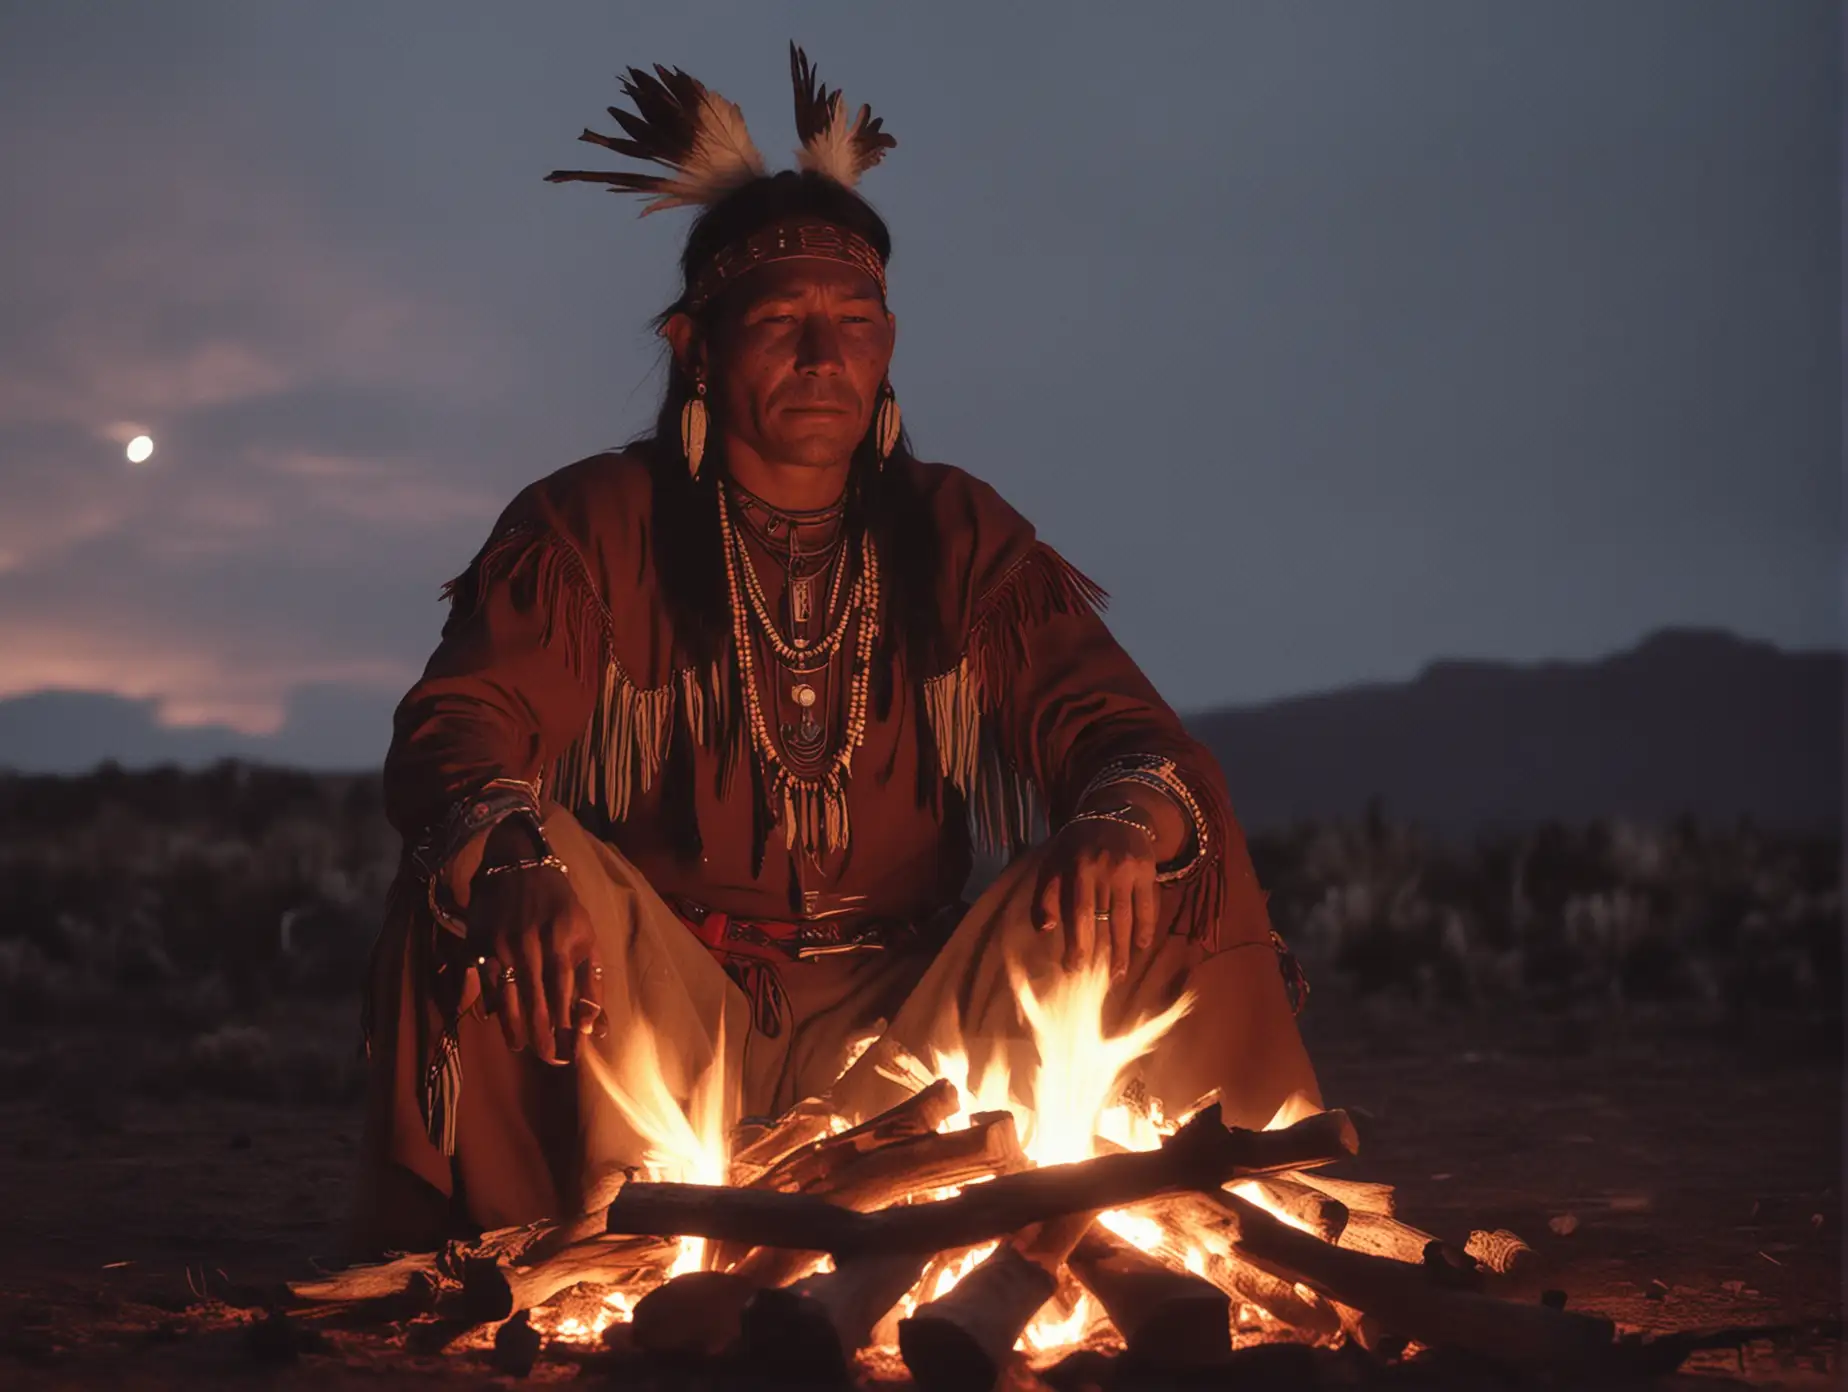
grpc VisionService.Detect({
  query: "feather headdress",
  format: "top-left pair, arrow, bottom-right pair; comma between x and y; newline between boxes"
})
546,64 -> 766,214
790,43 -> 895,188
547,47 -> 894,213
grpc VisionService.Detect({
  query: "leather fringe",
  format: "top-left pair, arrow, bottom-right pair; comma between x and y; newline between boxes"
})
548,658 -> 727,824
923,543 -> 1105,855
443,522 -> 727,825
441,523 -> 604,681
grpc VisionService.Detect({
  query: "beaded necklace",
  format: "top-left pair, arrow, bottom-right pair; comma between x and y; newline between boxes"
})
730,520 -> 855,671
717,493 -> 881,857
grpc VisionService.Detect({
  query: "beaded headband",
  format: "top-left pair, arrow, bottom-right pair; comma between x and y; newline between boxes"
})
684,218 -> 887,313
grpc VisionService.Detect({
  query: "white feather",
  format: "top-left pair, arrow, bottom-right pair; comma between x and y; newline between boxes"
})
632,89 -> 764,215
796,94 -> 865,187
685,91 -> 766,198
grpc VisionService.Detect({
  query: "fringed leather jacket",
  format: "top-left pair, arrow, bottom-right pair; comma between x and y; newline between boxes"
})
377,447 -> 1274,1145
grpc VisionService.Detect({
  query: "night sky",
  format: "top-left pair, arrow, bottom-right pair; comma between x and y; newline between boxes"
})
0,1 -> 1838,769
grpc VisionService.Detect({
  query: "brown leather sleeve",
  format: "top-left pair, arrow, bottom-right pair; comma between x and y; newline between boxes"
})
1000,583 -> 1270,951
382,498 -> 602,849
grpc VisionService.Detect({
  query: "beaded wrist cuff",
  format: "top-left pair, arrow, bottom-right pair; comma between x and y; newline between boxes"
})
414,775 -> 551,936
1077,756 -> 1211,884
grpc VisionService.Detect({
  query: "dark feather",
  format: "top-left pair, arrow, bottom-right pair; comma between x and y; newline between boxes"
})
789,42 -> 896,184
543,170 -> 669,193
789,43 -> 839,147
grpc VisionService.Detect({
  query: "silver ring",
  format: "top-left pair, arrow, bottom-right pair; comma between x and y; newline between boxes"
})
498,961 -> 518,986
1094,912 -> 1111,923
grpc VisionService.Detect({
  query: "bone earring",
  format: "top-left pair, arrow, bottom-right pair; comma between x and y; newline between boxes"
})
681,375 -> 708,479
874,382 -> 900,469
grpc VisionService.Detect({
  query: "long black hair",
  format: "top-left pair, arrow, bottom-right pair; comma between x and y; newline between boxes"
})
636,172 -> 946,850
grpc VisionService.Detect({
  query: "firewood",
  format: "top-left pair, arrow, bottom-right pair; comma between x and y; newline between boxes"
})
897,1217 -> 1090,1392
753,1077 -> 961,1194
630,1269 -> 757,1356
1240,1176 -> 1350,1242
1128,1191 -> 1341,1339
1467,1228 -> 1538,1279
708,1079 -> 965,1272
606,1105 -> 1358,1257
1286,1170 -> 1397,1216
286,1221 -> 547,1317
1066,1228 -> 1230,1368
287,1250 -> 440,1309
1339,1210 -> 1475,1278
728,1110 -> 1029,1287
1219,1193 -> 1619,1371
738,1252 -> 934,1384
729,1096 -> 840,1183
461,1233 -> 674,1324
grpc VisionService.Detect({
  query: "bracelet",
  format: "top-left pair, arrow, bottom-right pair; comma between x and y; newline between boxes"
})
478,853 -> 570,879
1066,804 -> 1158,844
1076,756 -> 1211,883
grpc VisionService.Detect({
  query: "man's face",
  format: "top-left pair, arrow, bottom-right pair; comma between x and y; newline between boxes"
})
697,259 -> 895,471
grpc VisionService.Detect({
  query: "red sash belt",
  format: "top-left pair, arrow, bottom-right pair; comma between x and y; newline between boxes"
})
669,901 -> 924,1039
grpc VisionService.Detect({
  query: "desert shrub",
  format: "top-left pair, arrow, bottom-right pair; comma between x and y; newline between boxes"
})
0,763 -> 1836,1032
1250,812 -> 1840,1017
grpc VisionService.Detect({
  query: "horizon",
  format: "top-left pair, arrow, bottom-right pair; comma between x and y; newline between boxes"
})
0,3 -> 1838,773
0,622 -> 1834,776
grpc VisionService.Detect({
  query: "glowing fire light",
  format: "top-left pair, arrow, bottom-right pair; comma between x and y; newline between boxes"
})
581,1014 -> 731,1275
538,949 -> 1340,1364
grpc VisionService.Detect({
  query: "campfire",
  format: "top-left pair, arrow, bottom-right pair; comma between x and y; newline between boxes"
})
290,960 -> 1677,1386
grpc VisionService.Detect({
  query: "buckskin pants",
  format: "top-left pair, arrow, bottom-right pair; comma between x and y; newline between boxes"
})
350,805 -> 1319,1259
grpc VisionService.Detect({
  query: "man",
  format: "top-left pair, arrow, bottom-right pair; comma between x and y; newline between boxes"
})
354,51 -> 1316,1256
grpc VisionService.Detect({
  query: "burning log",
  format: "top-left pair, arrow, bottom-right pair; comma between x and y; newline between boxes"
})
1065,1228 -> 1230,1368
729,1110 -> 1029,1287
1240,1176 -> 1350,1242
729,1096 -> 840,1183
1131,1192 -> 1342,1339
752,1078 -> 961,1193
1288,1170 -> 1396,1216
897,1214 -> 1092,1392
606,1105 -> 1358,1256
708,1080 -> 968,1273
1219,1193 -> 1619,1371
631,1270 -> 757,1356
1337,1210 -> 1479,1284
738,1252 -> 935,1383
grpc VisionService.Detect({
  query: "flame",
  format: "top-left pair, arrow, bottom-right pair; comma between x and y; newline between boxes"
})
535,944 -> 1343,1362
1012,959 -> 1195,1166
1019,1288 -> 1093,1351
898,958 -> 1197,1352
581,1013 -> 731,1275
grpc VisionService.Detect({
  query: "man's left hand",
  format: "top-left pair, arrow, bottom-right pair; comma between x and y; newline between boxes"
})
1030,817 -> 1160,979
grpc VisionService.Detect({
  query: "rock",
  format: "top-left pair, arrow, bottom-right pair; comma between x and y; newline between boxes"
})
1548,1213 -> 1580,1237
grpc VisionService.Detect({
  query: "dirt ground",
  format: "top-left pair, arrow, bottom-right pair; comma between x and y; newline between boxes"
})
0,1008 -> 1838,1389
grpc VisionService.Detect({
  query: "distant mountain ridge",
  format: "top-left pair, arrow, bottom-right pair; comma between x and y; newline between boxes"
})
0,628 -> 1838,835
1186,628 -> 1842,836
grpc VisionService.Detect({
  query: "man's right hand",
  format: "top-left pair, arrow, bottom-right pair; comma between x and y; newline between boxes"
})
468,859 -> 605,1064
